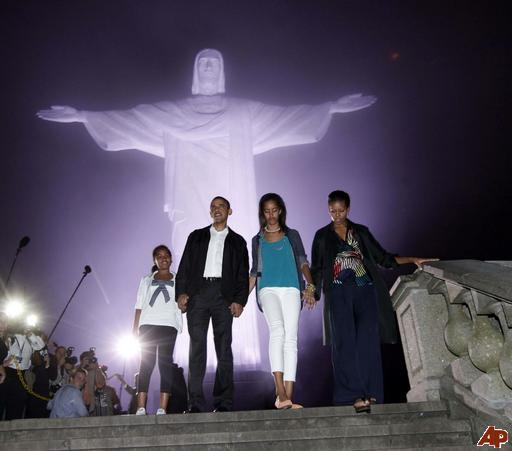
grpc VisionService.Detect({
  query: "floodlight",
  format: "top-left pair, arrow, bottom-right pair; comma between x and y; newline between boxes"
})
26,314 -> 38,328
5,299 -> 25,318
116,334 -> 140,359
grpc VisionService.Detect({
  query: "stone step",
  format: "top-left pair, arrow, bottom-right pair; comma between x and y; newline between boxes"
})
375,448 -> 475,451
2,417 -> 472,450
0,402 -> 475,450
0,402 -> 450,443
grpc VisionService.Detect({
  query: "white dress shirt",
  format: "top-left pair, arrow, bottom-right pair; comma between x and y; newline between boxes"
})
6,333 -> 46,370
203,225 -> 228,277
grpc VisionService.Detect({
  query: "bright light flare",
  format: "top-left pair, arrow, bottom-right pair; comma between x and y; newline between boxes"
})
116,334 -> 140,359
5,300 -> 25,318
26,314 -> 39,328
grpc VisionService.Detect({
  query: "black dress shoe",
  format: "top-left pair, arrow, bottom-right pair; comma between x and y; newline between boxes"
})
183,406 -> 201,414
213,406 -> 230,412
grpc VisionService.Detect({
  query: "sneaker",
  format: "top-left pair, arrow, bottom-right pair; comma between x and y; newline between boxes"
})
156,408 -> 166,415
135,407 -> 146,415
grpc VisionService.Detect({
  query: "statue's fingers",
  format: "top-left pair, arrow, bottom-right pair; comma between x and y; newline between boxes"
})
36,111 -> 56,119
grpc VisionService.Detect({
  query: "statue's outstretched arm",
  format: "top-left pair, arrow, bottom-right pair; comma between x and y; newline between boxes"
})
37,105 -> 86,123
330,94 -> 377,114
37,104 -> 164,156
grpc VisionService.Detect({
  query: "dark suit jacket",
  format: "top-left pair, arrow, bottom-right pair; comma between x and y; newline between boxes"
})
310,220 -> 399,345
176,225 -> 249,306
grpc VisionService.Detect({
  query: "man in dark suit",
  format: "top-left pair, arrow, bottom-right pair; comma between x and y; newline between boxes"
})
176,196 -> 249,412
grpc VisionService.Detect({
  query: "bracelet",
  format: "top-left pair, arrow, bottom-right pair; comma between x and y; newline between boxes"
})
305,283 -> 316,293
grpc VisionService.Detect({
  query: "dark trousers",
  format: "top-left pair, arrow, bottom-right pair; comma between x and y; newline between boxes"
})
328,283 -> 383,405
187,281 -> 233,411
2,367 -> 28,420
138,325 -> 178,393
25,397 -> 50,419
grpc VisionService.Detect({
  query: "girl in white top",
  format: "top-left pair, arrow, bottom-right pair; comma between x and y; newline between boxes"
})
132,245 -> 182,415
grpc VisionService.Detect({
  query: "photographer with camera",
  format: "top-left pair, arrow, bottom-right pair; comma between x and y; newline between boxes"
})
79,348 -> 110,415
47,367 -> 88,418
49,346 -> 77,395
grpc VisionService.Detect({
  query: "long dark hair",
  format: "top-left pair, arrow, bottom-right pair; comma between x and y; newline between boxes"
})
151,244 -> 172,273
258,193 -> 287,230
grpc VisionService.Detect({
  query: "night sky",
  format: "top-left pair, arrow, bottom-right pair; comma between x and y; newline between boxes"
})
1,1 -> 510,408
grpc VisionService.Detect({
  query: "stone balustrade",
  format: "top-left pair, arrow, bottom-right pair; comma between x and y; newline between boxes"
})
391,260 -> 512,428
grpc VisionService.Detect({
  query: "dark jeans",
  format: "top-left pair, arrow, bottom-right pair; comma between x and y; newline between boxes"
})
328,282 -> 383,405
138,325 -> 178,393
187,280 -> 233,411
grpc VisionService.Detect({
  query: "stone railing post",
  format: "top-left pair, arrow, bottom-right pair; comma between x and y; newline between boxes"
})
391,260 -> 512,425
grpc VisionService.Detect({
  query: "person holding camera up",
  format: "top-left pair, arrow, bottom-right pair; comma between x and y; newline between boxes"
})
49,346 -> 76,395
79,348 -> 107,415
132,244 -> 182,415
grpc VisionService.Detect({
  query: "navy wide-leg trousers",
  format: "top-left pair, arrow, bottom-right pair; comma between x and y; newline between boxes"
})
328,282 -> 383,405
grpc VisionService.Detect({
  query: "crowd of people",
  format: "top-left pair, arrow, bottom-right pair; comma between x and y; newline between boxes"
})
0,313 -> 137,420
1,190 -> 434,420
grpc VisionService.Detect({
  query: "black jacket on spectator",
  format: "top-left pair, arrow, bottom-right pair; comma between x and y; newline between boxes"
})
0,339 -> 7,362
176,226 -> 249,306
26,360 -> 57,418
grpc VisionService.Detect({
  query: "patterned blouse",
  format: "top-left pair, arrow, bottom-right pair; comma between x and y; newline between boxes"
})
333,228 -> 372,286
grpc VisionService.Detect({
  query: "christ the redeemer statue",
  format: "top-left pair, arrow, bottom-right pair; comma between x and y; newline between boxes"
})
38,48 -> 376,368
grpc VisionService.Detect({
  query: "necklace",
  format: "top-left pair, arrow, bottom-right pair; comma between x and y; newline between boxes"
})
264,225 -> 281,233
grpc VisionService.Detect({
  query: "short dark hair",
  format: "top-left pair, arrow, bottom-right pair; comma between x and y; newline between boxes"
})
211,196 -> 231,210
328,190 -> 351,208
258,193 -> 287,230
151,244 -> 172,273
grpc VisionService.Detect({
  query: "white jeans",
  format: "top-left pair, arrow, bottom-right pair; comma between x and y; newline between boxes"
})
259,286 -> 301,382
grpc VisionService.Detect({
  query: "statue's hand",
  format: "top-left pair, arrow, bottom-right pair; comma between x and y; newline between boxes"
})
36,105 -> 85,123
331,94 -> 377,114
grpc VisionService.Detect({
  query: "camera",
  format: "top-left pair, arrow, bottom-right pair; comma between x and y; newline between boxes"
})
89,347 -> 98,364
80,347 -> 99,368
65,346 -> 78,365
38,346 -> 49,358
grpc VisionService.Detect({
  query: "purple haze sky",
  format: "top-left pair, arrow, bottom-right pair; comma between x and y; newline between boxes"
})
1,1 -> 510,405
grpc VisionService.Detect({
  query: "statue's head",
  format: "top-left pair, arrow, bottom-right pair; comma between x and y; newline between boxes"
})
192,48 -> 225,96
